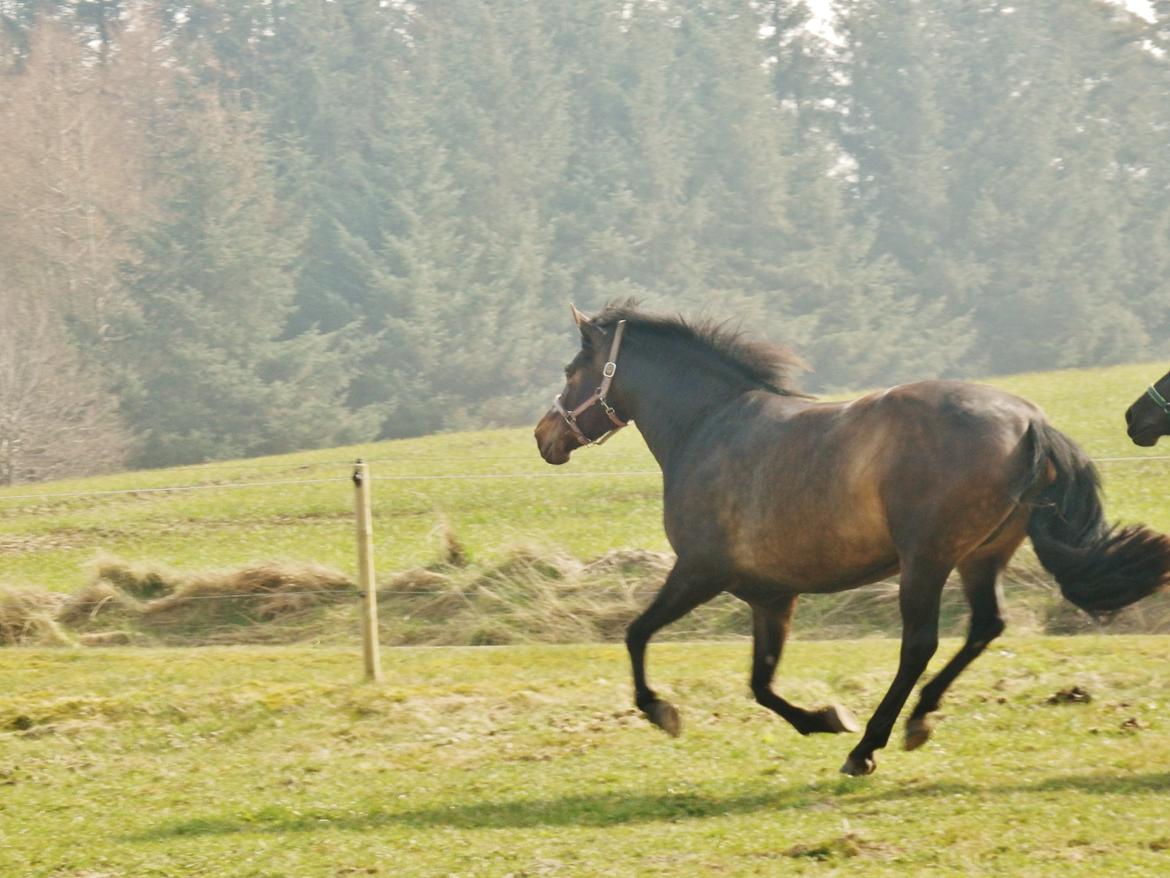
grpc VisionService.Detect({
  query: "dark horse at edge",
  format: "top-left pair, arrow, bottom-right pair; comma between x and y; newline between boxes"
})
535,304 -> 1170,775
1126,367 -> 1170,447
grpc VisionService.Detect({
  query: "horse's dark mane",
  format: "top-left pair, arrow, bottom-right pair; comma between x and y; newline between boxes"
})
593,302 -> 809,397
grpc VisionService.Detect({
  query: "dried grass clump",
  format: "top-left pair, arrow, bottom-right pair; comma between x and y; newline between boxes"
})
379,567 -> 468,624
78,630 -> 137,646
89,553 -> 179,599
438,519 -> 468,568
381,568 -> 454,595
372,545 -> 1170,648
0,588 -> 69,645
582,549 -> 674,579
145,561 -> 355,622
377,548 -> 679,646
2,557 -> 358,648
8,542 -> 1170,650
58,579 -> 144,627
1043,589 -> 1170,635
76,557 -> 357,643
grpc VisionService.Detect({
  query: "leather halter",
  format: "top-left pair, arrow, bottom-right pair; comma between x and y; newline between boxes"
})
552,320 -> 628,446
1147,384 -> 1170,419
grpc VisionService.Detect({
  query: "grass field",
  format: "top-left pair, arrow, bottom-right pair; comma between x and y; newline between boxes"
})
3,637 -> 1170,877
2,361 -> 1169,595
3,363 -> 1170,875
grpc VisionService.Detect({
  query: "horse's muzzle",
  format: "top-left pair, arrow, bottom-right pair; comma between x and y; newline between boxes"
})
1125,404 -> 1161,447
535,410 -> 574,465
1127,425 -> 1159,447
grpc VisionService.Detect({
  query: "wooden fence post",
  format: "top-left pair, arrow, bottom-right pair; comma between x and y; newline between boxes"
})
353,459 -> 383,682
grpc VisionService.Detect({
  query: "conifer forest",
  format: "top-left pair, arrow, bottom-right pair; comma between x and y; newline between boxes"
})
1,1 -> 1168,480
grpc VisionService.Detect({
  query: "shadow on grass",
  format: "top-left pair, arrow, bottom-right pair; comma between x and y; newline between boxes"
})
131,787 -> 804,841
132,770 -> 1170,841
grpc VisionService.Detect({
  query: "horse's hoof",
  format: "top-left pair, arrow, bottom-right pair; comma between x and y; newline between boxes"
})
839,754 -> 876,776
645,700 -> 682,737
817,704 -> 860,734
904,716 -> 933,751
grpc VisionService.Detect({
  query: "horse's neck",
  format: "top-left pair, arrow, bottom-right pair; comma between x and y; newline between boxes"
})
621,346 -> 753,469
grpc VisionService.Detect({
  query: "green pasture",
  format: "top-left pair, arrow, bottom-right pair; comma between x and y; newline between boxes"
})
1,362 -> 1168,594
3,364 -> 1170,876
3,637 -> 1170,877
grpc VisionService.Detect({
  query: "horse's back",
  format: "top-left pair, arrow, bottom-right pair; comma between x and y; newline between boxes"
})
849,380 -> 1043,534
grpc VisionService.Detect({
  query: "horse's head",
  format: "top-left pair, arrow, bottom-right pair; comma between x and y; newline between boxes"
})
535,305 -> 630,465
1125,368 -> 1170,447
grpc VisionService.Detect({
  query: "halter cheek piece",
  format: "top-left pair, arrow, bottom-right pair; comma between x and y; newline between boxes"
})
552,320 -> 628,446
1147,384 -> 1170,419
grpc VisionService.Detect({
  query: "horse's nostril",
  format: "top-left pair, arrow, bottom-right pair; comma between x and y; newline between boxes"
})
1126,407 -> 1134,426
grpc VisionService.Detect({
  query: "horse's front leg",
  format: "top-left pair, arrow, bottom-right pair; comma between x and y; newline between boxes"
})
626,562 -> 723,736
750,599 -> 859,735
841,558 -> 949,776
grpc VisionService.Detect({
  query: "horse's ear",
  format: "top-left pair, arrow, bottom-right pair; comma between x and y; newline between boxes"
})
570,303 -> 590,329
570,304 -> 604,348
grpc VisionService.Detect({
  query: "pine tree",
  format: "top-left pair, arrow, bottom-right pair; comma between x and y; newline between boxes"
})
367,0 -> 573,433
837,0 -> 1162,375
109,94 -> 377,466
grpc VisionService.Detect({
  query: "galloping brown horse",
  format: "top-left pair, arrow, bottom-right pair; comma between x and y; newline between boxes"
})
1125,367 -> 1170,447
535,304 -> 1170,775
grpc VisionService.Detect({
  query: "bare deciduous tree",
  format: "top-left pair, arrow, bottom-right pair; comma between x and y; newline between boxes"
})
0,18 -> 161,336
0,292 -> 128,486
0,19 -> 172,483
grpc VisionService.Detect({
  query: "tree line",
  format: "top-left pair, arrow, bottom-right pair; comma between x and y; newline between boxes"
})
1,0 -> 1168,482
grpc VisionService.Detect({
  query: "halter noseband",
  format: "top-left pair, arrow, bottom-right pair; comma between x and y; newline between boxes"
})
1147,384 -> 1170,418
552,319 -> 628,447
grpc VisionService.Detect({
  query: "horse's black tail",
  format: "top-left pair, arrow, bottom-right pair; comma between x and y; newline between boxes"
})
1026,421 -> 1170,615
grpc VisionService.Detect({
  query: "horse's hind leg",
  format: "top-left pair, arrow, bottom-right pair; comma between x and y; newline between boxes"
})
841,557 -> 949,776
750,601 -> 859,735
903,550 -> 1013,751
626,562 -> 723,737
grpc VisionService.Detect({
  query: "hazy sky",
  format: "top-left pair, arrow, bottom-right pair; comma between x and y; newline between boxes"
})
805,0 -> 1157,41
1124,0 -> 1156,20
